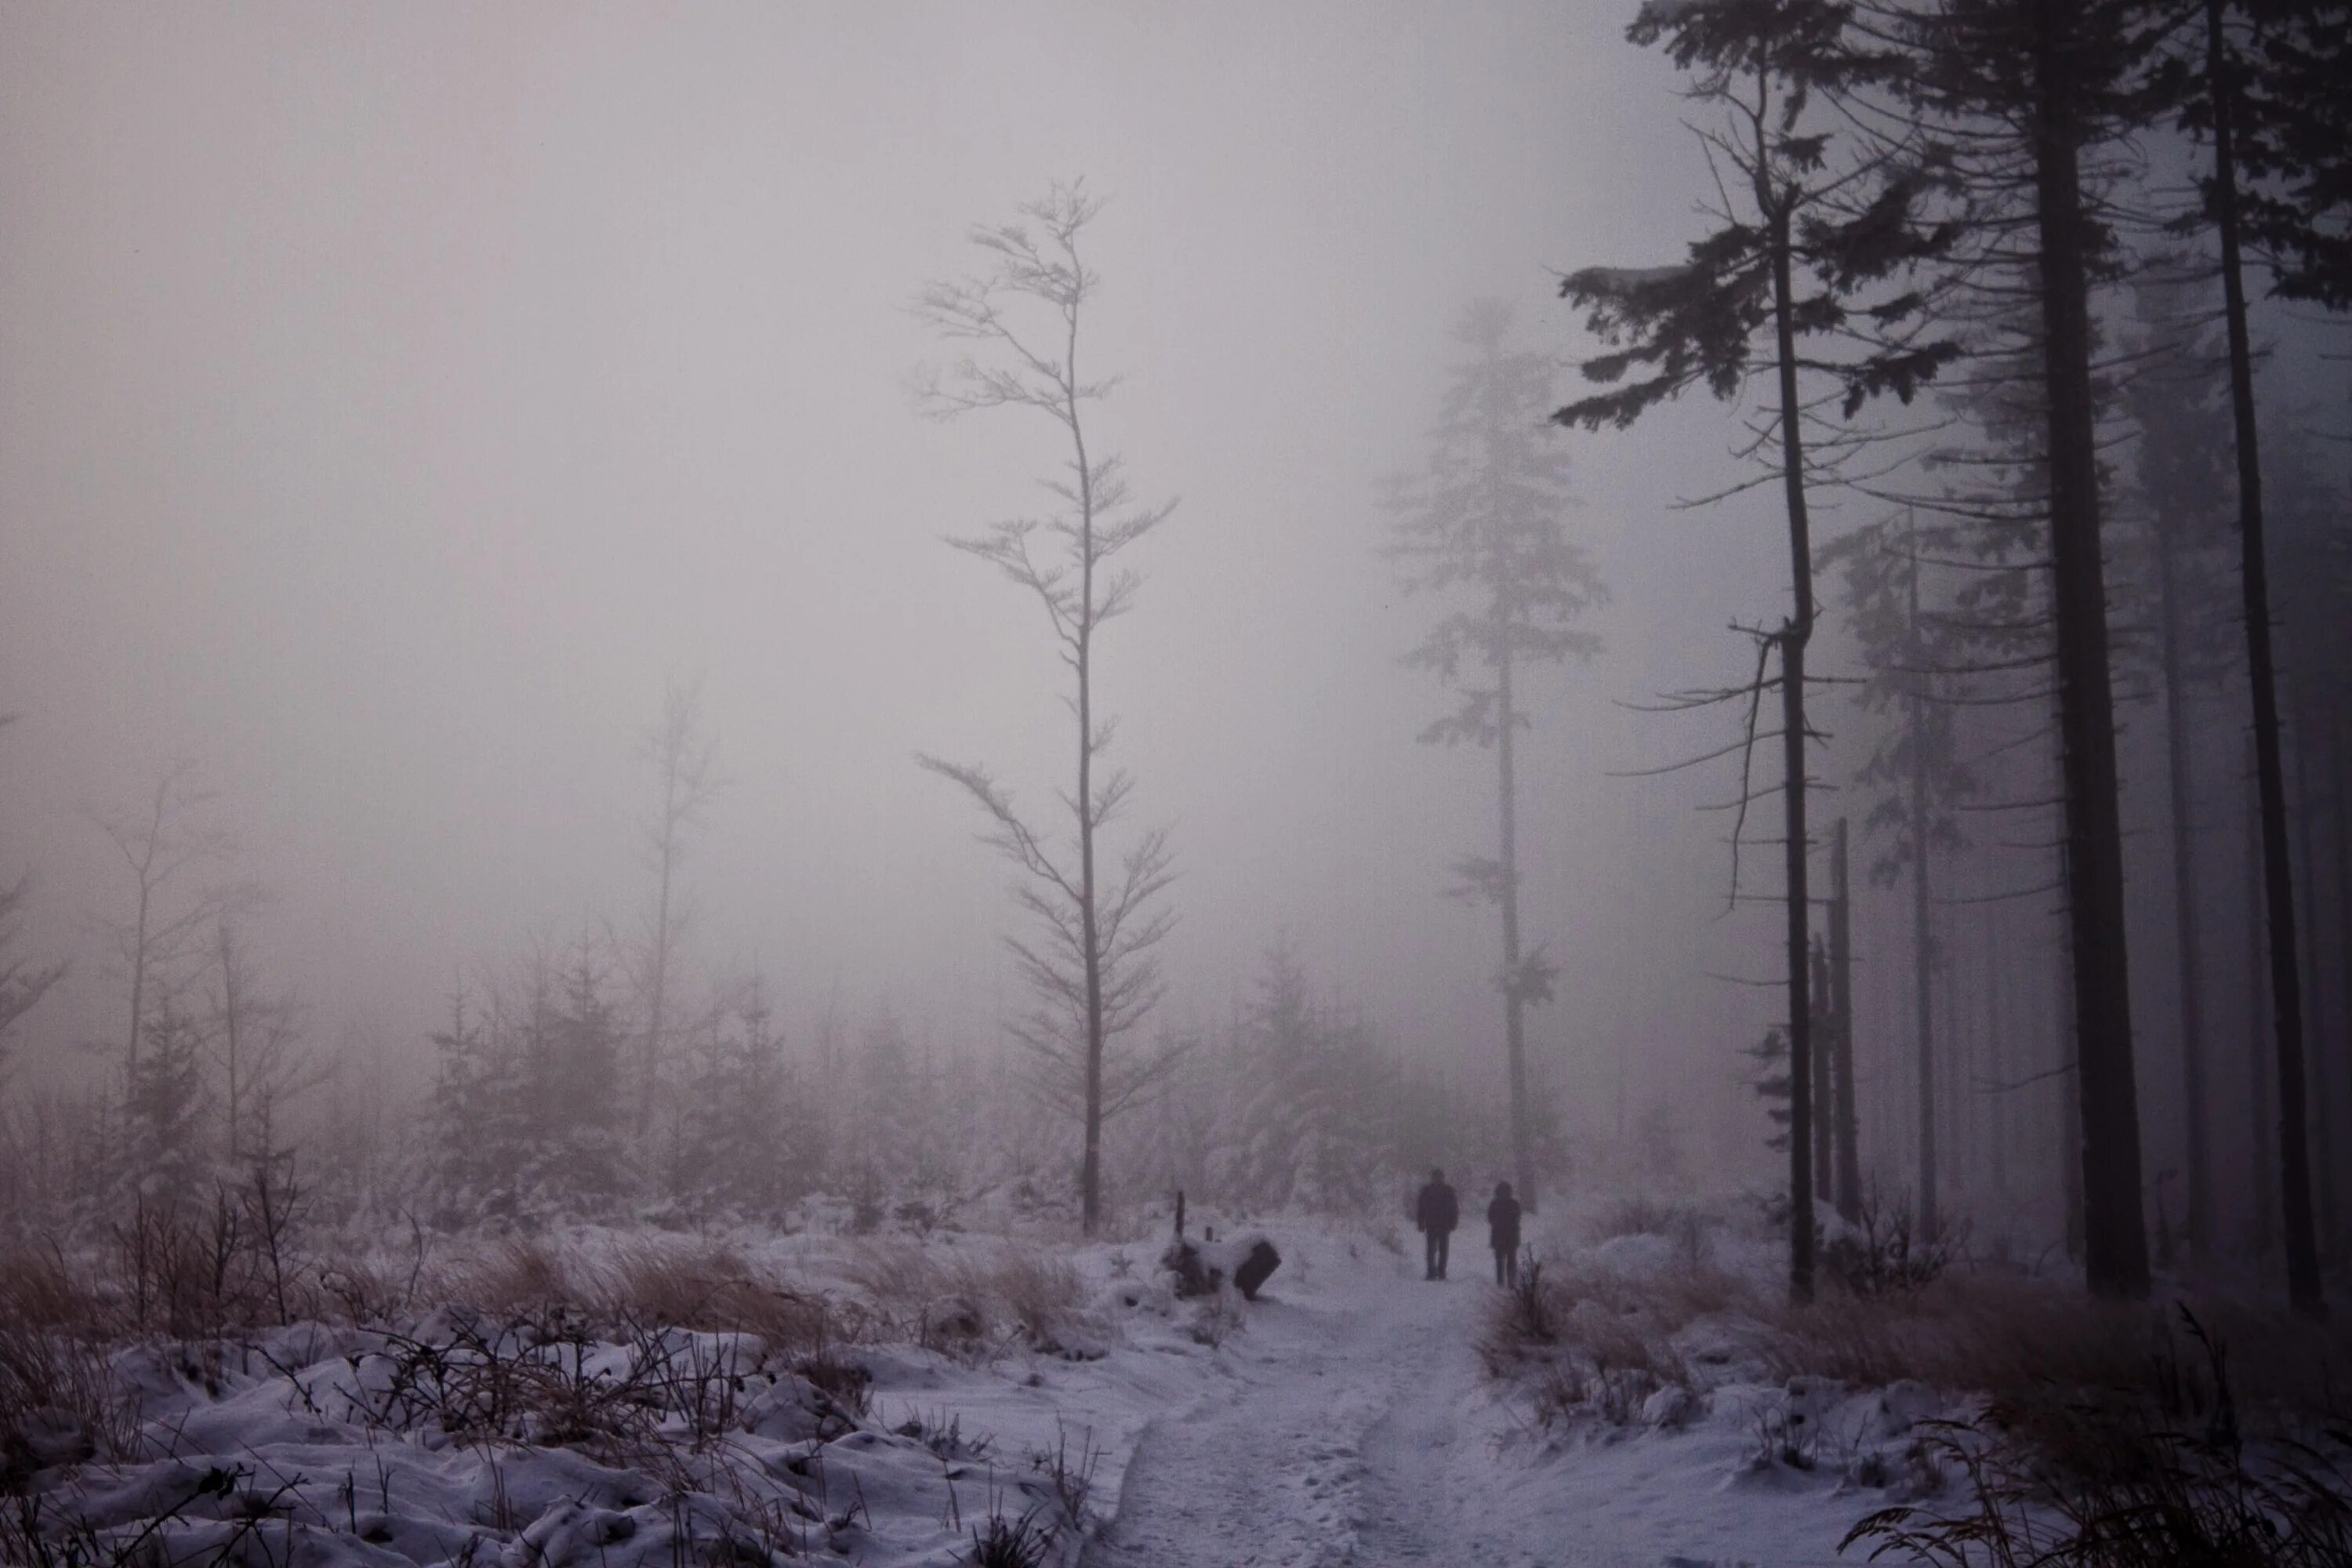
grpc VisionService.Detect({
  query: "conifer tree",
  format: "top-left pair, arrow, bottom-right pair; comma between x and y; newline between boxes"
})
2155,0 -> 2352,1310
1390,299 -> 1606,1214
1558,0 -> 1955,1298
1896,0 -> 2160,1298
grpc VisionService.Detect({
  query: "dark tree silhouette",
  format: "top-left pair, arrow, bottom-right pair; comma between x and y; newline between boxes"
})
2157,0 -> 2352,1312
1557,0 -> 1956,1298
1896,0 -> 2160,1298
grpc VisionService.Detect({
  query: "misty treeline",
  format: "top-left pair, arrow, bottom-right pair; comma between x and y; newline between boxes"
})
0,691 -> 1535,1253
1555,0 -> 2350,1308
0,728 -> 1543,1241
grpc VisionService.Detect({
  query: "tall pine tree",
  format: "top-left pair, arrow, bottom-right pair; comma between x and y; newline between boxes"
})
1389,299 -> 1606,1214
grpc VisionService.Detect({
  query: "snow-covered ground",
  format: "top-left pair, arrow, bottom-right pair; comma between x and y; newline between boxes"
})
1083,1228 -> 1907,1568
10,1218 -> 1969,1567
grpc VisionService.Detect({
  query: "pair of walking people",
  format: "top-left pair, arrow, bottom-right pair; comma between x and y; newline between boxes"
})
1413,1167 -> 1521,1287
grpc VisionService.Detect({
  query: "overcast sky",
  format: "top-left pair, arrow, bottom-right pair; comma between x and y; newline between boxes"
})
13,0 -> 2280,1164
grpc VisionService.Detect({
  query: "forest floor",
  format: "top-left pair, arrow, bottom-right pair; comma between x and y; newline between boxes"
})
31,1208 -> 2310,1567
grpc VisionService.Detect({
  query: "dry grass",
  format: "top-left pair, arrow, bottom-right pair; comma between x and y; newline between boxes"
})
1486,1232 -> 2352,1443
1848,1316 -> 2352,1566
1761,1276 -> 2352,1419
0,1236 -> 104,1333
842,1241 -> 1087,1356
1486,1251 -> 1748,1356
430,1235 -> 575,1312
588,1237 -> 839,1356
985,1250 -> 1087,1349
0,1236 -> 136,1472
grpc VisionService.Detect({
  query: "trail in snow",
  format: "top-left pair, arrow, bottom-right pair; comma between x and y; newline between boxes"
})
1077,1237 -> 1860,1568
1078,1247 -> 1559,1568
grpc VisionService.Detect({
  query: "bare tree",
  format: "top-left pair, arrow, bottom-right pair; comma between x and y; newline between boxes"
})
634,679 -> 720,1140
911,182 -> 1179,1236
204,916 -> 326,1166
1388,299 -> 1605,1214
92,764 -> 240,1080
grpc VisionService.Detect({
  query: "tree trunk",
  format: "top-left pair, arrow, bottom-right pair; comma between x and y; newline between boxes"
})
127,880 -> 151,1080
2156,527 -> 2212,1256
219,927 -> 243,1166
2205,0 -> 2321,1313
1831,818 -> 1861,1222
2249,740 -> 2278,1258
2030,0 -> 2150,1298
2294,710 -> 2334,1241
1073,361 -> 1106,1240
1812,937 -> 1833,1203
642,801 -> 675,1145
1910,564 -> 1940,1238
1984,908 -> 2009,1210
1767,190 -> 1817,1303
2060,954 -> 2085,1259
2335,724 -> 2352,1235
1780,633 -> 1815,1298
1497,649 -> 1537,1213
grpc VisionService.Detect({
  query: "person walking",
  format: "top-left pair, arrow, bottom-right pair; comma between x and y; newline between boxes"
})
1414,1167 -> 1458,1281
1487,1181 -> 1523,1288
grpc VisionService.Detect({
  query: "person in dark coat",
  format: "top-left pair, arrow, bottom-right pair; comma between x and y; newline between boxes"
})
1414,1167 -> 1458,1280
1488,1181 -> 1523,1288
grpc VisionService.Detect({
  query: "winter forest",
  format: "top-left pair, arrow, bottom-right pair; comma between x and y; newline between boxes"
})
2,2 -> 2351,1565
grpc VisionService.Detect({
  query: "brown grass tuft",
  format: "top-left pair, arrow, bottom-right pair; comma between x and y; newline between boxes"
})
842,1242 -> 1087,1357
590,1238 -> 837,1356
432,1236 -> 574,1312
0,1236 -> 135,1468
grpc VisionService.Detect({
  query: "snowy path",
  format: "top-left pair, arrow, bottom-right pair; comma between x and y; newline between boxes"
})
1079,1249 -> 1568,1568
1078,1240 -> 1859,1568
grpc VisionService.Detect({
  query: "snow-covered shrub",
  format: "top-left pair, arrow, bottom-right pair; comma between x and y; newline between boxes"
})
1817,1189 -> 1952,1297
1491,1255 -> 1559,1347
1589,1195 -> 1711,1268
1183,1288 -> 1243,1348
1481,1247 -> 1715,1429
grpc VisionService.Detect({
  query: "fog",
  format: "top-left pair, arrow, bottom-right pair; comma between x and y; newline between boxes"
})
2,1 -> 2344,1226
2,5 -> 1778,1129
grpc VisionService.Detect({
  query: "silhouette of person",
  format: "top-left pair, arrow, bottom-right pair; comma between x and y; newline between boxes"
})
1488,1181 -> 1523,1288
1415,1167 -> 1458,1281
